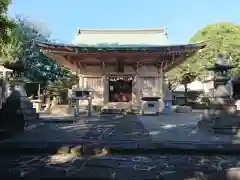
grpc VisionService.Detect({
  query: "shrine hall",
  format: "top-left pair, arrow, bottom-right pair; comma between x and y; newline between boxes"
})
35,28 -> 205,110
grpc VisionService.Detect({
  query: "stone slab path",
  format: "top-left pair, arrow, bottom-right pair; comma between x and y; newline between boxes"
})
3,115 -> 150,144
2,153 -> 240,179
138,111 -> 240,143
2,113 -> 240,178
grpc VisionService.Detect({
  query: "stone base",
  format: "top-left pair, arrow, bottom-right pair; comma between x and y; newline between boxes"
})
175,106 -> 192,113
100,102 -> 140,115
50,105 -> 71,116
101,108 -> 124,114
0,93 -> 38,136
198,110 -> 240,134
0,82 -> 39,137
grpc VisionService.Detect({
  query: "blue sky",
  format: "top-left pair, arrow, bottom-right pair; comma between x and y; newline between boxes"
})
8,0 -> 240,44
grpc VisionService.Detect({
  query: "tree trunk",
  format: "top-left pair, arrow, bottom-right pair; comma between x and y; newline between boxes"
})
184,83 -> 188,105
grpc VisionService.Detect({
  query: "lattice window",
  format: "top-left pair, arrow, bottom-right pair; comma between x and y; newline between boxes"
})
140,77 -> 157,95
83,77 -> 103,93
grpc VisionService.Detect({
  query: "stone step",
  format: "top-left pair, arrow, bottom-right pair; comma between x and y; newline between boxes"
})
50,105 -> 71,116
212,127 -> 238,134
101,108 -> 124,114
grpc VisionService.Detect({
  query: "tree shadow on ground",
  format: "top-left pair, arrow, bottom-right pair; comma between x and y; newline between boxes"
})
1,115 -> 240,179
0,115 -> 150,148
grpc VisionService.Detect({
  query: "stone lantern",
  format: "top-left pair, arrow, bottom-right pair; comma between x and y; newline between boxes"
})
0,60 -> 39,135
0,65 -> 13,98
198,53 -> 239,134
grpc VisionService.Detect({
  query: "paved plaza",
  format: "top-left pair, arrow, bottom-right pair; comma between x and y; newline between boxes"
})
3,111 -> 240,146
1,112 -> 240,179
138,111 -> 239,143
2,153 -> 240,179
9,115 -> 149,141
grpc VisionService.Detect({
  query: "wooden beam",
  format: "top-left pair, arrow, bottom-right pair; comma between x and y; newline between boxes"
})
45,51 -> 185,58
131,62 -> 137,71
101,61 -> 105,69
76,61 -> 85,69
136,61 -> 140,73
101,61 -> 106,75
164,53 -> 186,72
64,55 -> 76,65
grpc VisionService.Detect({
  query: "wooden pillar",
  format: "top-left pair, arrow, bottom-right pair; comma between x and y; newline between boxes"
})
103,75 -> 108,105
136,61 -> 141,107
101,61 -> 108,106
79,75 -> 83,88
75,62 -> 80,88
158,60 -> 165,97
76,62 -> 83,88
159,67 -> 163,97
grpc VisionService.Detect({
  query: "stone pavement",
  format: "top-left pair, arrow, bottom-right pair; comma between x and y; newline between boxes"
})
2,153 -> 240,179
3,111 -> 240,148
138,111 -> 240,144
2,113 -> 240,178
2,114 -> 150,144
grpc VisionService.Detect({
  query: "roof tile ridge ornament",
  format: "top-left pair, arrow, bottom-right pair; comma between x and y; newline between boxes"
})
76,28 -> 166,35
164,27 -> 168,38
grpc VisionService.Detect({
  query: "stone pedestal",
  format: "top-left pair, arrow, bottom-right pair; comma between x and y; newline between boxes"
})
0,81 -> 39,135
161,89 -> 173,114
198,87 -> 239,134
31,99 -> 42,113
198,54 -> 239,134
199,107 -> 239,134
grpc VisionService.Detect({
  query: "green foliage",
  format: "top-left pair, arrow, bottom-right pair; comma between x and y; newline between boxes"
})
13,15 -> 79,94
5,15 -> 72,83
167,22 -> 240,87
47,70 -> 78,96
0,0 -> 17,64
189,22 -> 240,77
1,14 -> 78,95
167,65 -> 197,90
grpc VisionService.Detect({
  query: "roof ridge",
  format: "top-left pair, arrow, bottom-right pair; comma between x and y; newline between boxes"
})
76,28 -> 167,35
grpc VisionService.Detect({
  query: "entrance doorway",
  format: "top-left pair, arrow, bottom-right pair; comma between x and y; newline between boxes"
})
109,80 -> 133,102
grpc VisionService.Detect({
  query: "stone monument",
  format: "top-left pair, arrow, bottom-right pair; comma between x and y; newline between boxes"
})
0,60 -> 39,136
198,53 -> 239,134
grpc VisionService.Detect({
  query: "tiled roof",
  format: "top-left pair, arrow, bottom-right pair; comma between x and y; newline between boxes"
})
77,28 -> 166,34
72,28 -> 169,46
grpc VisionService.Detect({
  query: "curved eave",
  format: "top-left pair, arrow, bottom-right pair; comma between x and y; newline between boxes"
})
35,40 -> 206,54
